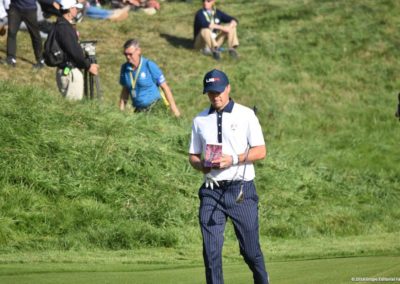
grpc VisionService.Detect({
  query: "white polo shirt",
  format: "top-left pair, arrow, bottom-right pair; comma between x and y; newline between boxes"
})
189,100 -> 265,181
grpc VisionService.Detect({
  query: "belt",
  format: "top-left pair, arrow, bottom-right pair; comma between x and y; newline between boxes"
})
215,180 -> 242,188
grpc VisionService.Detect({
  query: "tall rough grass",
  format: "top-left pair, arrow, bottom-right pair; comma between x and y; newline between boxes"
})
0,83 -> 197,250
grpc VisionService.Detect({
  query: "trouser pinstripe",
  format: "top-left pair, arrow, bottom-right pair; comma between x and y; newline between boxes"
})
198,180 -> 269,284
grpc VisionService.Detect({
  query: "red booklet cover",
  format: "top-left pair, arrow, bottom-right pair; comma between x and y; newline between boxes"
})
204,144 -> 222,168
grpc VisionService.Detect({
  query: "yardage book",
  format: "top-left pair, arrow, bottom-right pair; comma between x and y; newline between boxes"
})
204,144 -> 222,168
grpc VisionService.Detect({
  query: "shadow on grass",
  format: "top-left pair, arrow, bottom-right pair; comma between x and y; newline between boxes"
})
160,33 -> 193,50
0,47 -> 35,64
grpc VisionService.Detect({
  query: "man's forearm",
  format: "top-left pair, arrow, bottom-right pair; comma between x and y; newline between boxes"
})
119,87 -> 129,111
161,83 -> 180,117
189,154 -> 210,174
119,99 -> 126,111
238,145 -> 266,164
209,23 -> 230,33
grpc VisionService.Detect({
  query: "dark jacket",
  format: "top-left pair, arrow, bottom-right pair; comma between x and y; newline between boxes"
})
55,16 -> 90,70
193,8 -> 237,41
10,0 -> 38,11
38,0 -> 62,17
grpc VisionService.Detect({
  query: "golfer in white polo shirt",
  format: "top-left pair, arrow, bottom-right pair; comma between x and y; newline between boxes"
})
189,69 -> 269,284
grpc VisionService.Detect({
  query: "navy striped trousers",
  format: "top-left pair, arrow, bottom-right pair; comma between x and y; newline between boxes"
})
198,180 -> 269,284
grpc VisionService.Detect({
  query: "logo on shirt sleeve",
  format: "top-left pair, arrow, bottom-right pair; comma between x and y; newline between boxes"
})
158,74 -> 166,85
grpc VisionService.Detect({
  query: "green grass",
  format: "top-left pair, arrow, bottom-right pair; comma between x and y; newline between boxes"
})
0,256 -> 399,284
0,0 -> 399,261
1,234 -> 399,283
0,233 -> 398,264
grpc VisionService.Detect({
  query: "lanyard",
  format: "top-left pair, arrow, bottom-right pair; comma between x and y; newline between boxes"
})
128,57 -> 143,98
203,9 -> 215,24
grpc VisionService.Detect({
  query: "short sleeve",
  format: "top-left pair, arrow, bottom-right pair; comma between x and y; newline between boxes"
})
119,64 -> 129,87
189,120 -> 203,154
247,111 -> 265,147
147,60 -> 165,86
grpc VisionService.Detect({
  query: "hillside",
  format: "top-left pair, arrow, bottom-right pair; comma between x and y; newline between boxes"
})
0,0 -> 399,252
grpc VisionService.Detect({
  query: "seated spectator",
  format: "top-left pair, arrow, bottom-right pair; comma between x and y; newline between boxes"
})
38,0 -> 129,23
193,0 -> 239,60
119,38 -> 181,117
83,0 -> 130,21
111,0 -> 160,15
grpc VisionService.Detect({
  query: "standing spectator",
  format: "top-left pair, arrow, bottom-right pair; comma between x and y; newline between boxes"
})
19,2 -> 59,39
119,38 -> 181,117
0,0 -> 9,36
5,0 -> 45,68
193,0 -> 239,60
54,0 -> 99,100
189,69 -> 269,284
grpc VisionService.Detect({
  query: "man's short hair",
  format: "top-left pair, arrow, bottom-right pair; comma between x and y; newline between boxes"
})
123,39 -> 140,50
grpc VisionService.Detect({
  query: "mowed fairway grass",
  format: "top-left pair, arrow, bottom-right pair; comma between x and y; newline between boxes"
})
0,256 -> 399,284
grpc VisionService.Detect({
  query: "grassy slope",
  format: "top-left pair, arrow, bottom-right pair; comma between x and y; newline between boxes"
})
0,0 -> 399,256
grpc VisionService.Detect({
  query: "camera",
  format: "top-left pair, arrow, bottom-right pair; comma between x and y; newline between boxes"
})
80,40 -> 102,99
80,40 -> 97,60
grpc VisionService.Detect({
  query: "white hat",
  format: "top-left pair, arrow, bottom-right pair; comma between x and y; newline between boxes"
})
58,0 -> 83,10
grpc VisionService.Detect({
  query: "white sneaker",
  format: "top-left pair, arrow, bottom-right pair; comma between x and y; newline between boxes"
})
201,47 -> 212,56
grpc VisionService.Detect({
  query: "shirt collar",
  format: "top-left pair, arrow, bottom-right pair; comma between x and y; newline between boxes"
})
126,56 -> 143,71
208,98 -> 235,114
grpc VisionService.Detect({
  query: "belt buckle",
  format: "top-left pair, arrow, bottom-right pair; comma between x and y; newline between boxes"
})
219,180 -> 230,187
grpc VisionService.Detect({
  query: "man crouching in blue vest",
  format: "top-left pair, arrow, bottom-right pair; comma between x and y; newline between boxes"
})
118,38 -> 181,117
189,69 -> 269,284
